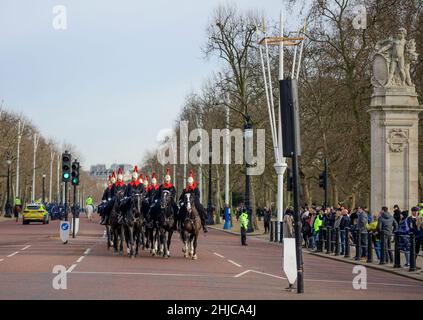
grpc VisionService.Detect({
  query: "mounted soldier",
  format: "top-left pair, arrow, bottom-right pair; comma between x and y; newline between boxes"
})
179,170 -> 208,233
113,168 -> 127,223
100,174 -> 114,225
125,166 -> 144,198
156,168 -> 178,220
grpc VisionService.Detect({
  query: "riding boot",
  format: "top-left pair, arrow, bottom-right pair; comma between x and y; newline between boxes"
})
100,214 -> 106,225
201,216 -> 208,233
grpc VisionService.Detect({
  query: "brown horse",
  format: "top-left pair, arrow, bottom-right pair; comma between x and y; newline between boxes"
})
180,192 -> 201,260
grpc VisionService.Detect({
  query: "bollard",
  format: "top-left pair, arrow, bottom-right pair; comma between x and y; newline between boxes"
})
326,227 -> 331,254
393,232 -> 401,268
317,227 -> 323,252
367,232 -> 373,263
335,228 -> 340,256
269,220 -> 274,242
279,222 -> 283,243
379,231 -> 385,265
355,231 -> 362,260
409,232 -> 416,272
344,228 -> 350,258
274,221 -> 279,242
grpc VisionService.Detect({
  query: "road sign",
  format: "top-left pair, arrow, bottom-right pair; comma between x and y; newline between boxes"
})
283,238 -> 297,285
60,221 -> 70,243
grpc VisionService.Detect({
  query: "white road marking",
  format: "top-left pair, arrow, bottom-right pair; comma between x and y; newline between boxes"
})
21,245 -> 31,251
214,252 -> 225,259
84,248 -> 91,255
234,270 -> 251,278
67,264 -> 77,273
7,251 -> 19,258
227,260 -> 242,268
71,271 -> 205,277
76,256 -> 85,263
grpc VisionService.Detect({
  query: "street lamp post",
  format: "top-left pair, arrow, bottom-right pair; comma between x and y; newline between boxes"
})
207,141 -> 214,225
42,174 -> 46,204
4,159 -> 12,217
244,116 -> 254,233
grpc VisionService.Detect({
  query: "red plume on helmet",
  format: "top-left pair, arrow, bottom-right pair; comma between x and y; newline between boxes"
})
166,168 -> 170,175
139,174 -> 144,180
152,172 -> 157,179
187,170 -> 197,190
134,166 -> 138,173
118,168 -> 123,175
112,171 -> 116,178
145,175 -> 149,181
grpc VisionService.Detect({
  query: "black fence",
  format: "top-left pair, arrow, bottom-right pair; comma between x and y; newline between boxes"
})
268,222 -> 422,273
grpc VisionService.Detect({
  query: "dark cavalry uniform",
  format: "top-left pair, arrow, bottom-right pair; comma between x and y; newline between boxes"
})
179,185 -> 208,232
125,180 -> 144,198
155,183 -> 179,227
100,185 -> 114,225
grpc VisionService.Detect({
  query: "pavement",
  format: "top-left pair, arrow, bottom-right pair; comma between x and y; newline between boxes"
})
0,214 -> 422,300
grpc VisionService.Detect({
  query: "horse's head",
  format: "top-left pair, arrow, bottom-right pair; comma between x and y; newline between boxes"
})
160,190 -> 171,209
132,193 -> 142,217
184,193 -> 195,213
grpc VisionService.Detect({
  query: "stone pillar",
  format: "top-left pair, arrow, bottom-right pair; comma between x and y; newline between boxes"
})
368,88 -> 421,213
368,29 -> 422,214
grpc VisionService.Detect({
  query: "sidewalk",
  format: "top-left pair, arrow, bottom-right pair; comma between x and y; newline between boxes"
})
209,221 -> 423,282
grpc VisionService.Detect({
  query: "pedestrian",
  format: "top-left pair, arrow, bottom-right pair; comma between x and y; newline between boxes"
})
397,211 -> 411,267
311,208 -> 323,250
409,207 -> 423,266
377,206 -> 398,264
339,209 -> 351,255
263,207 -> 271,234
283,208 -> 294,238
393,205 -> 402,225
355,206 -> 368,260
366,213 -> 381,261
239,207 -> 249,246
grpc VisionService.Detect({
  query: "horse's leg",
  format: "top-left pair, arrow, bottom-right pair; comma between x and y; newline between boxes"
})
160,229 -> 167,258
192,233 -> 198,260
113,227 -> 119,255
128,226 -> 135,258
189,234 -> 194,257
119,224 -> 124,256
167,230 -> 173,257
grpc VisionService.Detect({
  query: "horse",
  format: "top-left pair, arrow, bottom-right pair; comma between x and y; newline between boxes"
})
109,190 -> 126,256
157,190 -> 176,258
140,193 -> 150,250
85,204 -> 94,221
122,192 -> 144,258
98,200 -> 114,250
146,199 -> 160,256
180,192 -> 202,260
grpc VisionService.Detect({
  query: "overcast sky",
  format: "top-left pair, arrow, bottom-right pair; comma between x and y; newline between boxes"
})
0,0 -> 302,168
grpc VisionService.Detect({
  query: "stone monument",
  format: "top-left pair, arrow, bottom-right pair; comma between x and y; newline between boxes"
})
368,27 -> 422,214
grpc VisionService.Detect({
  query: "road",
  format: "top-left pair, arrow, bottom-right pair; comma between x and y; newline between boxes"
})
0,214 -> 422,300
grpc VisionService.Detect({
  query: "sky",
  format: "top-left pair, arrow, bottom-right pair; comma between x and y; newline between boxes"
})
0,0 -> 301,169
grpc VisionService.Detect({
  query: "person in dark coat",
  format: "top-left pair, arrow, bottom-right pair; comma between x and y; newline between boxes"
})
179,170 -> 208,233
112,168 -> 127,223
355,206 -> 368,260
155,168 -> 178,228
263,207 -> 271,234
100,175 -> 113,225
377,206 -> 398,264
124,166 -> 144,198
393,205 -> 402,225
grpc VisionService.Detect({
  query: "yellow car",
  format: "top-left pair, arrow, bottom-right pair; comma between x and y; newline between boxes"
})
22,203 -> 49,225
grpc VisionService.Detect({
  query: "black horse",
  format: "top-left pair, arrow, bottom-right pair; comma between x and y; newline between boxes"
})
146,199 -> 160,256
157,190 -> 177,258
110,190 -> 126,256
180,192 -> 201,260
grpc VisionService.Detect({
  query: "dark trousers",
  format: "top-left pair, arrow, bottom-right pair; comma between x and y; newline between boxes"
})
381,236 -> 393,263
241,227 -> 247,245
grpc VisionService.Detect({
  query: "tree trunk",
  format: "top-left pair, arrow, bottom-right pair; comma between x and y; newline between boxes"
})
251,177 -> 259,230
214,167 -> 221,224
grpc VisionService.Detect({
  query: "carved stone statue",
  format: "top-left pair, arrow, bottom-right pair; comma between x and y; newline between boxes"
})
372,28 -> 419,88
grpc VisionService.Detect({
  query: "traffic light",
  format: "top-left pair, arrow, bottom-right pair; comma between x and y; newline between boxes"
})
62,152 -> 72,182
319,171 -> 327,190
71,161 -> 80,186
287,167 -> 293,192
